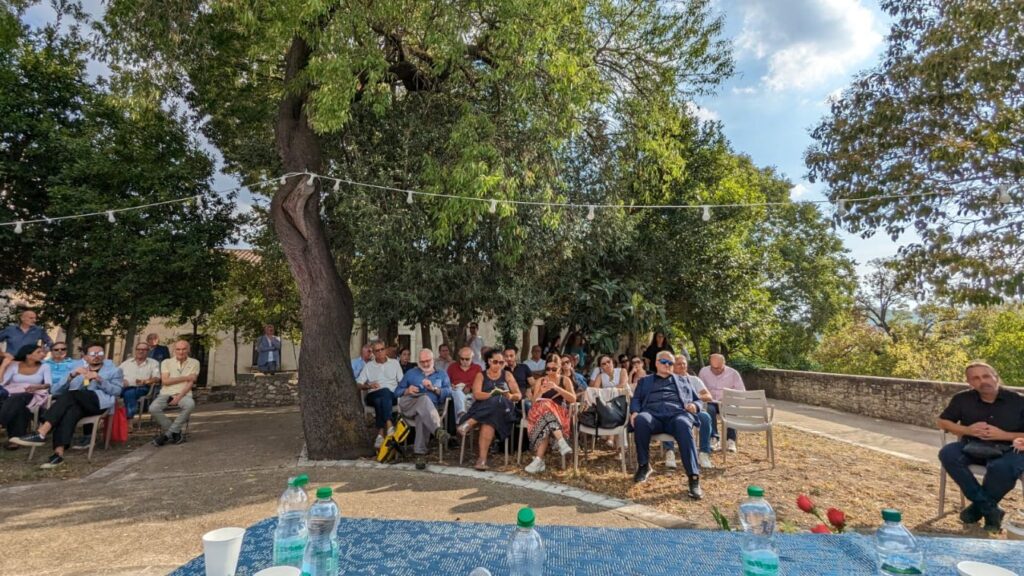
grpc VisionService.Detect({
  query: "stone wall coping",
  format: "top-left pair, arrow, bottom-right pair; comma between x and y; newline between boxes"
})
751,367 -> 968,390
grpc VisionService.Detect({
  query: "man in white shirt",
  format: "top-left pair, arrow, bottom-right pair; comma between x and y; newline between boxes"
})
357,340 -> 404,448
524,345 -> 546,375
119,341 -> 161,419
467,323 -> 484,364
698,353 -> 745,452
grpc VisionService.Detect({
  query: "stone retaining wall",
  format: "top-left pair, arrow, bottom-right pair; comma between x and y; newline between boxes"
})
744,369 -> 968,428
234,372 -> 300,408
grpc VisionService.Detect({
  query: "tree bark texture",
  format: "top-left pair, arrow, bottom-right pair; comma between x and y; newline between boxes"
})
420,321 -> 432,351
271,35 -> 372,459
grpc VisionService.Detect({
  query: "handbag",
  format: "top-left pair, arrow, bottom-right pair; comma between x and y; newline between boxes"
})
110,405 -> 129,444
595,394 -> 628,429
577,408 -> 598,429
962,438 -> 1012,460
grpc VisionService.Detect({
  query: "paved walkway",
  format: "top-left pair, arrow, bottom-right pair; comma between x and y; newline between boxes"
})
0,398 -> 945,576
771,399 -> 940,464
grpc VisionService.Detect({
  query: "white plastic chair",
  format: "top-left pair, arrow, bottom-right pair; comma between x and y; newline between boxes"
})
28,409 -> 113,463
574,389 -> 630,473
719,389 -> 775,468
937,431 -> 1024,517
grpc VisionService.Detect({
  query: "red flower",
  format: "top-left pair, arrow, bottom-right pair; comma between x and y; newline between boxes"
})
811,524 -> 831,534
827,508 -> 846,530
796,494 -> 816,514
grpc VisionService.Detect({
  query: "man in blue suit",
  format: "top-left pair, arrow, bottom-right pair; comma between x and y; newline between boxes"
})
630,350 -> 704,499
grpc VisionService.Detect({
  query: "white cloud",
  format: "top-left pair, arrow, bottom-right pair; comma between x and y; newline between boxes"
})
731,86 -> 758,95
734,0 -> 883,92
790,182 -> 810,199
686,102 -> 720,122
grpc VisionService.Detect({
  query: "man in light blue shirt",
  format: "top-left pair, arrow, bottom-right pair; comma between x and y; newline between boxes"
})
43,341 -> 79,396
12,343 -> 123,468
0,309 -> 52,358
351,344 -> 371,379
395,349 -> 452,469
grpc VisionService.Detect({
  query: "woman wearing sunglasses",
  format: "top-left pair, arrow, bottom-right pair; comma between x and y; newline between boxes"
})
524,354 -> 576,473
457,349 -> 522,471
589,354 -> 627,390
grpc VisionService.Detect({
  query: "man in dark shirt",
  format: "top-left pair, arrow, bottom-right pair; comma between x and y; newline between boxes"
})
503,346 -> 532,390
629,350 -> 704,499
0,309 -> 52,359
938,361 -> 1024,532
146,333 -> 171,363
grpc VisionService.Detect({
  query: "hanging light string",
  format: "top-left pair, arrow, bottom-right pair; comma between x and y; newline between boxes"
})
2,171 -> 1013,231
1,175 -> 286,231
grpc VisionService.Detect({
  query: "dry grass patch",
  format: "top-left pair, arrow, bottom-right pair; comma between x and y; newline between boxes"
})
471,426 -> 1018,538
1,424 -> 154,486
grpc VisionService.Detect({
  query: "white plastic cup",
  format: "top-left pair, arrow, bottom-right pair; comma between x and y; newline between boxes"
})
254,567 -> 302,576
201,527 -> 246,576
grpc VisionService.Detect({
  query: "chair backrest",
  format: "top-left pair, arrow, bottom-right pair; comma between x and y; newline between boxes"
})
720,389 -> 769,424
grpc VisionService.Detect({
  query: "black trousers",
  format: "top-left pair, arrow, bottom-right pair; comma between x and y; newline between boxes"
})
43,390 -> 103,449
0,393 -> 35,438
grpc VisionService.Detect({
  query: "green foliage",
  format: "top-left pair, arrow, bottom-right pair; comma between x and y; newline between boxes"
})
0,9 -> 237,337
965,305 -> 1024,387
807,0 -> 1024,304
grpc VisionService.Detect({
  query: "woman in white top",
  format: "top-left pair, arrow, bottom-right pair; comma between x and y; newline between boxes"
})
589,354 -> 627,389
0,342 -> 52,449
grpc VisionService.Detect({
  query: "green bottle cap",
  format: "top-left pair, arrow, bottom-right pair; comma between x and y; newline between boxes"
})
747,486 -> 764,497
316,486 -> 333,499
517,507 -> 536,528
881,508 -> 901,522
294,474 -> 309,486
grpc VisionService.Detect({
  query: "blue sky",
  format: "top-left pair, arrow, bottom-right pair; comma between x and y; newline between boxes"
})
23,0 -> 909,275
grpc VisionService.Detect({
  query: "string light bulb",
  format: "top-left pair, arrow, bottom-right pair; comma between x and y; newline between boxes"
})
14,221 -> 23,234
701,206 -> 711,221
107,210 -> 116,223
586,205 -> 595,221
333,179 -> 340,192
997,184 -> 1012,204
406,191 -> 414,204
836,199 -> 847,217
280,175 -> 287,185
489,200 -> 497,214
305,174 -> 316,188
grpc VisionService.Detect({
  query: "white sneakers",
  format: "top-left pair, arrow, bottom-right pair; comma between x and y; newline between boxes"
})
374,434 -> 384,449
710,439 -> 721,452
664,450 -> 677,469
525,457 -> 546,474
557,438 -> 573,456
727,439 -> 737,453
387,426 -> 396,437
698,452 -> 714,469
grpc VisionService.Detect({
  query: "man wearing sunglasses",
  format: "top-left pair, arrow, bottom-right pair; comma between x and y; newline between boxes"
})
629,350 -> 704,499
661,355 -> 716,470
357,340 -> 404,449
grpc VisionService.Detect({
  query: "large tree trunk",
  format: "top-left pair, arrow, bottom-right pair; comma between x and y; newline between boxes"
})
121,321 -> 138,362
232,324 -> 239,380
271,35 -> 371,460
64,312 -> 80,358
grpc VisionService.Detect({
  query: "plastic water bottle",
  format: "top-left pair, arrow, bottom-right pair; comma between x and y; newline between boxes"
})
738,486 -> 778,576
272,474 -> 309,568
507,507 -> 545,575
302,486 -> 341,576
875,509 -> 923,575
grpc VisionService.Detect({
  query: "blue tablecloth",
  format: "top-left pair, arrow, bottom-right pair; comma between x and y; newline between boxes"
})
171,516 -> 1024,575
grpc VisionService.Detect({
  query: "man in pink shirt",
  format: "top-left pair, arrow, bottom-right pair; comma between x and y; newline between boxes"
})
698,354 -> 745,452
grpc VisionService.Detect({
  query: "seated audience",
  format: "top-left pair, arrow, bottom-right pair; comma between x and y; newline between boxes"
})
43,341 -> 77,396
1,342 -> 52,449
357,340 -> 404,449
458,349 -> 522,470
398,347 -> 416,373
446,347 -> 481,421
662,355 -> 715,470
628,356 -> 646,386
12,343 -> 122,469
563,331 -> 586,370
503,346 -> 532,392
150,340 -> 199,446
938,361 -> 1024,532
257,324 -> 283,374
146,333 -> 171,364
467,322 -> 484,364
119,341 -> 161,419
524,354 -> 576,473
395,349 -> 452,470
699,353 -> 744,452
590,354 -> 627,390
351,344 -> 372,379
630,351 -> 703,499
